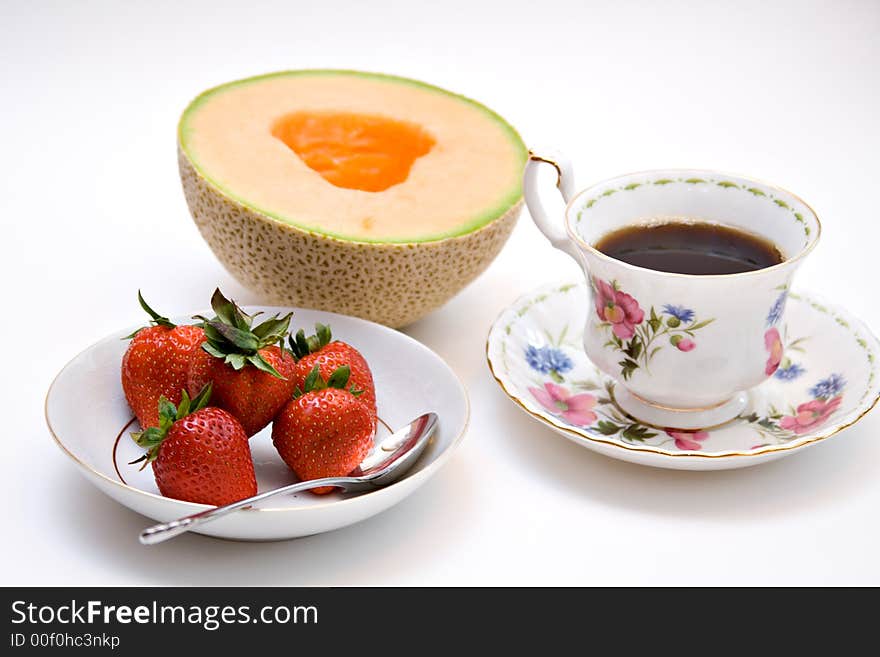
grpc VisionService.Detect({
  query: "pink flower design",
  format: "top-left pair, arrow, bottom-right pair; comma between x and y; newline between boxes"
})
665,429 -> 710,451
764,327 -> 783,375
594,279 -> 644,340
528,383 -> 598,426
676,338 -> 696,352
779,396 -> 842,435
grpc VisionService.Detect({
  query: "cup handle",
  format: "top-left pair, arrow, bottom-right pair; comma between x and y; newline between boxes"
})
523,149 -> 582,263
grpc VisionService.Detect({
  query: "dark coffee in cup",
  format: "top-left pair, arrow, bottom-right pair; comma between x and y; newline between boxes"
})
594,220 -> 784,275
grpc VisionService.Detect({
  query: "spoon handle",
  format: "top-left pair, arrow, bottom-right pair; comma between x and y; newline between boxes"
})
139,476 -> 353,545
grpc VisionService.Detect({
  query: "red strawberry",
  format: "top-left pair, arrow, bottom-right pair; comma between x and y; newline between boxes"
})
288,323 -> 377,420
132,384 -> 257,506
187,289 -> 296,437
121,291 -> 205,428
272,365 -> 375,495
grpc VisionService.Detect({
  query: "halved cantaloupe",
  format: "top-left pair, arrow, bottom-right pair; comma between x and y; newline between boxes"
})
178,70 -> 526,327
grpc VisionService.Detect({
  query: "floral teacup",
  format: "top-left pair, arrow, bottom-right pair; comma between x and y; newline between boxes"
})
523,150 -> 821,428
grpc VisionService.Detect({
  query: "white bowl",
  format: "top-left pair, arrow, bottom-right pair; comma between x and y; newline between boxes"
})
45,307 -> 469,541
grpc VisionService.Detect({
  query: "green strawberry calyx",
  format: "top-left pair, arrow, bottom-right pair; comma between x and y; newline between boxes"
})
123,290 -> 177,339
129,382 -> 213,466
295,364 -> 363,398
194,288 -> 293,379
287,323 -> 333,360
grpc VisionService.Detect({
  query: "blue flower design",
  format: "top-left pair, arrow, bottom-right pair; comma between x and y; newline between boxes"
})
809,373 -> 845,399
525,345 -> 573,375
766,291 -> 787,326
774,362 -> 805,381
662,304 -> 695,323
525,345 -> 550,373
545,348 -> 573,373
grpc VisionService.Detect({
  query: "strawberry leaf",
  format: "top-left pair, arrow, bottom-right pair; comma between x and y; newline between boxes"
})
210,288 -> 251,331
130,385 -> 211,465
289,330 -> 311,360
306,334 -> 322,353
127,453 -> 149,466
326,365 -> 351,389
201,342 -> 228,359
252,312 -> 293,341
207,320 -> 260,352
288,323 -> 333,359
196,320 -> 226,344
123,291 -> 176,339
190,382 -> 213,413
138,290 -> 176,329
133,426 -> 166,448
199,289 -> 293,371
316,323 -> 332,348
225,353 -> 247,370
158,396 -> 177,425
176,389 -> 192,419
302,363 -> 327,393
247,353 -> 285,379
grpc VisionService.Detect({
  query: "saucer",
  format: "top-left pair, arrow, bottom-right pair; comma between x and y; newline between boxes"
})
486,281 -> 880,470
46,306 -> 469,541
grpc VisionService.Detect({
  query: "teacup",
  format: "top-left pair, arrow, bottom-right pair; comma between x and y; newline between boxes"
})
523,150 -> 821,429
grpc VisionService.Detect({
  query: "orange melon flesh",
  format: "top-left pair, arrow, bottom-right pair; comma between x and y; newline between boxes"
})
271,112 -> 436,193
178,71 -> 526,242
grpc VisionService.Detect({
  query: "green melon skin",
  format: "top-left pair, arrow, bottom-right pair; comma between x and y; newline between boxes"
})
178,149 -> 522,328
177,70 -> 526,327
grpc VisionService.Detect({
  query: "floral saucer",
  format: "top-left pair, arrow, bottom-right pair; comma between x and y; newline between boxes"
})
486,281 -> 880,470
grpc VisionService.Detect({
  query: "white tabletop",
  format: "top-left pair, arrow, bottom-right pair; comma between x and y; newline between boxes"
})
4,0 -> 880,586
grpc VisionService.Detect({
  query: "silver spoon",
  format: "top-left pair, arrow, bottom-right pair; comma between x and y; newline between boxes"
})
139,412 -> 438,545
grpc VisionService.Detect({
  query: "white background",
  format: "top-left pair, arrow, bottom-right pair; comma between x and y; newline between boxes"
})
2,0 -> 879,585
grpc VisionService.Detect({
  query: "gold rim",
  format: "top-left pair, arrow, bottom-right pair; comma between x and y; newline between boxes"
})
527,151 -> 566,189
558,167 -> 822,281
44,313 -> 471,514
485,287 -> 880,460
625,388 -> 734,413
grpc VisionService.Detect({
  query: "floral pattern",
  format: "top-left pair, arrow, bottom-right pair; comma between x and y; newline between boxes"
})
536,323 -> 840,447
524,326 -> 576,383
525,345 -> 573,379
779,397 -> 842,434
763,288 -> 808,381
766,290 -> 788,326
528,383 -> 597,426
764,327 -> 783,375
810,373 -> 845,399
488,281 -> 877,459
662,305 -> 695,324
743,373 -> 846,441
665,429 -> 710,451
594,279 -> 643,340
592,277 -> 714,380
774,362 -> 805,381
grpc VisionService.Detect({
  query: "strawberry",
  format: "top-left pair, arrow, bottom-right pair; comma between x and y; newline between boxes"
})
131,384 -> 257,506
288,323 -> 377,421
121,291 -> 205,429
187,289 -> 295,437
272,365 -> 375,494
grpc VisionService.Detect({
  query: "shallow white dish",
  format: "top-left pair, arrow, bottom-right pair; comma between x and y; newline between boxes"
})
46,307 -> 469,541
487,281 -> 880,470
